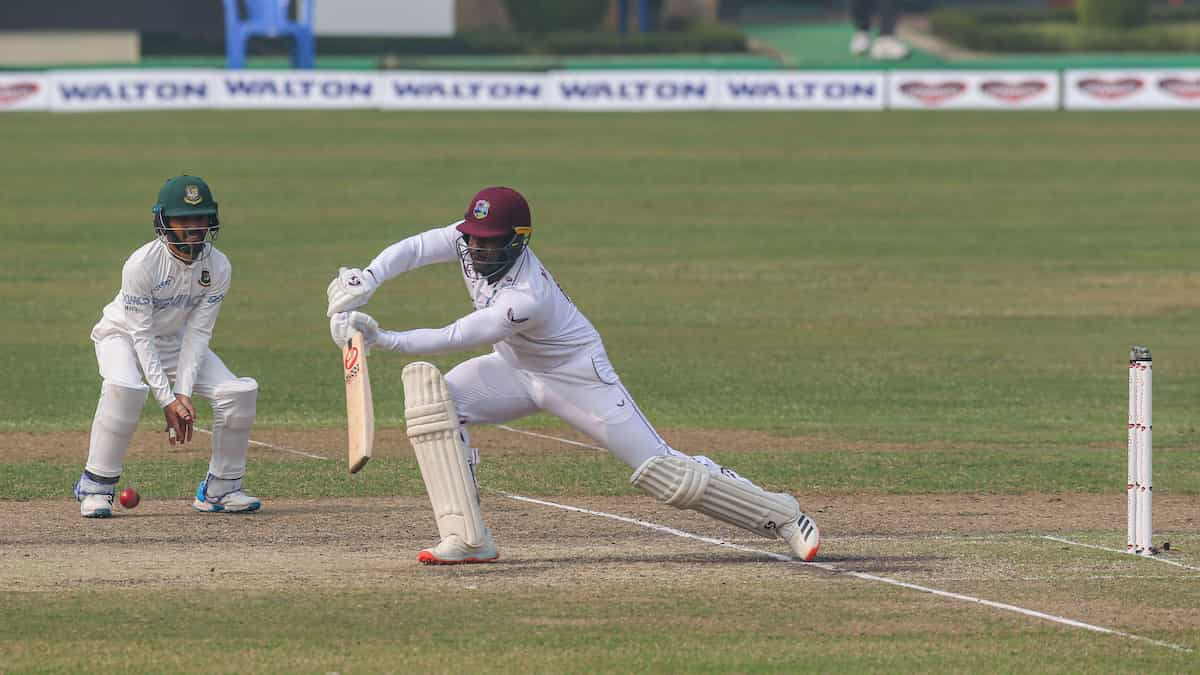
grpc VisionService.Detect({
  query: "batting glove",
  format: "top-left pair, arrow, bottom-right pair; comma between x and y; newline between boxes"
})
326,267 -> 378,317
348,311 -> 380,347
329,312 -> 352,349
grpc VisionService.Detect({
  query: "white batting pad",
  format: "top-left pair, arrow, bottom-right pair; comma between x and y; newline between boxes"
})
403,361 -> 485,548
631,454 -> 801,539
85,379 -> 149,477
209,377 -> 258,478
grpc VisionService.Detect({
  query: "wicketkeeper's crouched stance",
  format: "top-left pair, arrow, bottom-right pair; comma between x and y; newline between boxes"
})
328,187 -> 819,563
74,175 -> 261,517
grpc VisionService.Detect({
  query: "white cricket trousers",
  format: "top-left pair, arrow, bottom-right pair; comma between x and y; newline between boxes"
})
87,335 -> 252,479
445,348 -> 672,468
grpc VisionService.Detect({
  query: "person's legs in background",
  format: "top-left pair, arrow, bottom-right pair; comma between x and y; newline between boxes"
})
869,0 -> 910,60
849,0 -> 874,55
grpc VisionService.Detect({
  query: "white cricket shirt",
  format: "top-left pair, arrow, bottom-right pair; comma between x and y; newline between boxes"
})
366,222 -> 603,372
91,240 -> 231,406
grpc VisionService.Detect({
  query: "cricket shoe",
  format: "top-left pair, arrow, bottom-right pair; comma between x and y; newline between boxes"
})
870,36 -> 910,61
74,473 -> 116,518
79,493 -> 115,518
778,511 -> 821,562
192,474 -> 261,513
418,529 -> 499,565
849,30 -> 871,55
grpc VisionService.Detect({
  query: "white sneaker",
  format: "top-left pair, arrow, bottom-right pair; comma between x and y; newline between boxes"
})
80,493 -> 114,518
870,35 -> 910,61
778,512 -> 821,562
418,529 -> 499,565
849,30 -> 872,56
192,475 -> 261,513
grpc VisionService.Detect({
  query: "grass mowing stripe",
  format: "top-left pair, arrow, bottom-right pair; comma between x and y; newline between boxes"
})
7,112 -> 1200,442
2,585 -> 1191,672
6,445 -> 1200,499
504,493 -> 1194,654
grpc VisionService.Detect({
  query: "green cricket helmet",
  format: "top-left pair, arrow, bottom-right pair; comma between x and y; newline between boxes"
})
152,175 -> 220,262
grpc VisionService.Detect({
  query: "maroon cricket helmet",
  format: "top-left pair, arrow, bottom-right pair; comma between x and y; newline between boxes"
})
457,187 -> 531,238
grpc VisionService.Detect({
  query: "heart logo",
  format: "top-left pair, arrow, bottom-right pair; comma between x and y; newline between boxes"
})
980,80 -> 1047,103
1077,78 -> 1143,100
898,81 -> 967,105
0,82 -> 38,105
344,345 -> 359,371
1158,78 -> 1200,100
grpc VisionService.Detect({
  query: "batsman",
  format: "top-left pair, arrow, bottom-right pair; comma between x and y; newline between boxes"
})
327,187 -> 819,563
73,175 -> 261,517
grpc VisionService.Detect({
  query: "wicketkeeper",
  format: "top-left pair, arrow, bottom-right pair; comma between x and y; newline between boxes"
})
327,187 -> 819,563
73,175 -> 261,517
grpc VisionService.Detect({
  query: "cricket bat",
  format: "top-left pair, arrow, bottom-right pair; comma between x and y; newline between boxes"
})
343,331 -> 374,473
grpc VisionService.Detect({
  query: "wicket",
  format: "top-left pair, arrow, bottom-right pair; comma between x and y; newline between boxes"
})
1127,345 -> 1154,555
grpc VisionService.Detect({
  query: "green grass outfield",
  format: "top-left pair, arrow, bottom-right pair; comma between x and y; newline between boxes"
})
3,111 -> 1200,672
4,111 -> 1200,443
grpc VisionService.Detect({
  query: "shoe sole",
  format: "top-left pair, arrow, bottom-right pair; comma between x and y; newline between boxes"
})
192,499 -> 261,513
417,551 -> 500,565
82,508 -> 112,518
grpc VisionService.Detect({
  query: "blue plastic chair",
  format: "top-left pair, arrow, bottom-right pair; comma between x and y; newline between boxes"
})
222,0 -> 315,69
616,0 -> 653,33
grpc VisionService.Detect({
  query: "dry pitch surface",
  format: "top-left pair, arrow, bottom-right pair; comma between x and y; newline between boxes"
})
4,427 -> 1199,654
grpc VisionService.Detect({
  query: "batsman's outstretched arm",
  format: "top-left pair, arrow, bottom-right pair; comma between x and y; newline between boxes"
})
325,223 -> 462,317
345,292 -> 542,356
365,222 -> 462,282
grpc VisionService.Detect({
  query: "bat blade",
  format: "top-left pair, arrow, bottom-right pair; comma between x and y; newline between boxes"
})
343,331 -> 374,473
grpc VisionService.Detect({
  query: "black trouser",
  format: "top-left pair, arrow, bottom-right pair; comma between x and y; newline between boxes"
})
851,0 -> 898,36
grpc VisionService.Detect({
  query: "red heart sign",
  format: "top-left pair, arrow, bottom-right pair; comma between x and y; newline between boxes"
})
899,81 -> 967,105
1158,78 -> 1200,100
1077,78 -> 1143,100
980,80 -> 1047,103
344,345 -> 359,370
0,82 -> 38,105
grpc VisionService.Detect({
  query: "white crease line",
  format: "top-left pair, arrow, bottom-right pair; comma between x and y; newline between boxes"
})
195,427 -> 332,461
239,425 -> 1190,652
497,496 -> 1191,653
495,425 -> 606,451
1043,535 -> 1200,572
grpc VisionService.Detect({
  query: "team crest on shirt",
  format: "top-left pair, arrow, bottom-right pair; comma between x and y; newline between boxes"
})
472,199 -> 490,219
200,270 -> 211,287
184,185 -> 203,205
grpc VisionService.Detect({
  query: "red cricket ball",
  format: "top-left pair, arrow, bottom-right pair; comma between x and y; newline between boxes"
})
119,487 -> 140,509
